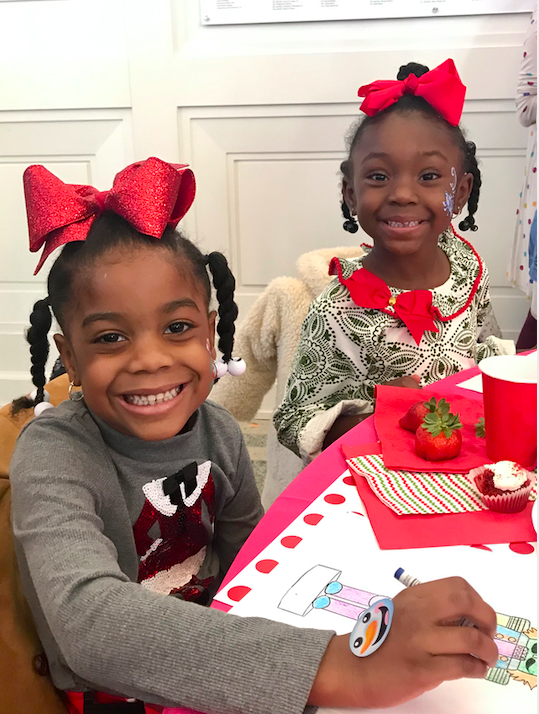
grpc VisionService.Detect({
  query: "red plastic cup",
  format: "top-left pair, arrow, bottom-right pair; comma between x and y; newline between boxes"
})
479,354 -> 537,467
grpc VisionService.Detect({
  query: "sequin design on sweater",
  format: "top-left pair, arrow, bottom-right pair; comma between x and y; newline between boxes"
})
132,460 -> 215,603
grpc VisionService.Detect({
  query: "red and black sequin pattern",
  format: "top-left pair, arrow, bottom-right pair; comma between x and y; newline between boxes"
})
132,461 -> 215,603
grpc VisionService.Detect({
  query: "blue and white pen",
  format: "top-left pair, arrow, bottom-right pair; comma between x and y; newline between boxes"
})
394,568 -> 421,588
394,568 -> 477,628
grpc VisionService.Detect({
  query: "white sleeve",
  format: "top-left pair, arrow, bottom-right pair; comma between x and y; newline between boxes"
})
516,10 -> 537,127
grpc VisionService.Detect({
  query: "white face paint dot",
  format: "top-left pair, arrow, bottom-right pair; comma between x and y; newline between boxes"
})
449,166 -> 457,192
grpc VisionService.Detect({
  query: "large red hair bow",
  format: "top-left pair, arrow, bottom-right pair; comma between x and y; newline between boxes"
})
24,157 -> 196,274
358,59 -> 466,127
329,260 -> 439,346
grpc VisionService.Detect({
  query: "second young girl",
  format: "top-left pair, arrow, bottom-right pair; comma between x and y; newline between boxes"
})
10,158 -> 498,713
275,59 -> 515,461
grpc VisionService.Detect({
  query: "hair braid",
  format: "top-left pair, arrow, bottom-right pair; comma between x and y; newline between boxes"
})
341,201 -> 359,233
459,141 -> 481,232
206,252 -> 238,362
11,298 -> 52,415
340,159 -> 359,233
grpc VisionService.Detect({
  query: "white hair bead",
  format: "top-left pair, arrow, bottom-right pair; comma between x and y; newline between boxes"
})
227,358 -> 246,377
214,359 -> 228,380
34,401 -> 54,417
30,389 -> 50,402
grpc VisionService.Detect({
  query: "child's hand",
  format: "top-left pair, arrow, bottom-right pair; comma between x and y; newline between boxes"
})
309,577 -> 498,709
383,374 -> 422,389
322,413 -> 370,450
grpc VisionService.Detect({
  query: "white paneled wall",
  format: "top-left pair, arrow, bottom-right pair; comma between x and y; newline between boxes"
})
0,0 -> 532,412
0,109 -> 133,401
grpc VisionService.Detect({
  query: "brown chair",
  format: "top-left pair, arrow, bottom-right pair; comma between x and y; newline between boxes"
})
0,374 -> 70,714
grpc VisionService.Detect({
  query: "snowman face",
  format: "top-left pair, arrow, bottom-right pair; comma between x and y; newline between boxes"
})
349,598 -> 394,658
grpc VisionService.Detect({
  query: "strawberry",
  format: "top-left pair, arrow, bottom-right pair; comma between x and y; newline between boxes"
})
414,399 -> 463,461
399,396 -> 439,432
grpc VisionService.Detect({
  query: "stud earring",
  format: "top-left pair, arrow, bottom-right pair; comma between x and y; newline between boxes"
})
68,381 -> 84,402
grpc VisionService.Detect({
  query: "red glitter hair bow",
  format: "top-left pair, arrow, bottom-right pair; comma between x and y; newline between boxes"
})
23,157 -> 196,274
358,58 -> 466,127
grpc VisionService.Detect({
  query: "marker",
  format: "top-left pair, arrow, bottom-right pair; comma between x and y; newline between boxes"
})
394,568 -> 421,588
394,568 -> 477,629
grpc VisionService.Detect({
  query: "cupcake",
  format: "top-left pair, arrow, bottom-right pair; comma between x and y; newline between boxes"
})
470,461 -> 535,513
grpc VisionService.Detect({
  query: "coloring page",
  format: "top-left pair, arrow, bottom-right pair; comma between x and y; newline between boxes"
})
216,471 -> 537,713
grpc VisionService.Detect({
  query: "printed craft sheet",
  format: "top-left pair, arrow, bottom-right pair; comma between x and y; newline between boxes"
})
215,472 -> 537,714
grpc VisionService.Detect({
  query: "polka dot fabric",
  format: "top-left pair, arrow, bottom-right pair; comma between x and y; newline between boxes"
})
508,9 -> 537,296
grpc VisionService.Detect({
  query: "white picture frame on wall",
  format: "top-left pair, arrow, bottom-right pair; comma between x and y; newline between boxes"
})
200,0 -> 535,25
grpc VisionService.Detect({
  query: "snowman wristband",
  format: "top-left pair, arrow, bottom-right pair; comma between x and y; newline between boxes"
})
349,598 -> 394,657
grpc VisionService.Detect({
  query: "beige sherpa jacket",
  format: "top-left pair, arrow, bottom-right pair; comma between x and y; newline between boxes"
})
211,245 -> 365,509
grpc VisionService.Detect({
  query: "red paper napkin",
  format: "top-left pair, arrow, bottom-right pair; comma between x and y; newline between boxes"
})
341,443 -> 536,549
374,385 -> 490,473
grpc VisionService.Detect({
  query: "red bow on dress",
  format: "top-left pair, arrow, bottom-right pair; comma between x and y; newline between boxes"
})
24,157 -> 196,274
329,259 -> 439,346
358,59 -> 466,127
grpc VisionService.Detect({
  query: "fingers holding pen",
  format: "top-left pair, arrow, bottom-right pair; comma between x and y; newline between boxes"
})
415,577 -> 498,639
422,623 -> 499,669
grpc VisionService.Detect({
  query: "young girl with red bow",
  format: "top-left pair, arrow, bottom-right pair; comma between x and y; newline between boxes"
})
275,59 -> 515,461
9,157 -> 498,713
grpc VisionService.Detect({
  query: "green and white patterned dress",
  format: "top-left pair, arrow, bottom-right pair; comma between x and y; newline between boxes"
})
274,229 -> 514,462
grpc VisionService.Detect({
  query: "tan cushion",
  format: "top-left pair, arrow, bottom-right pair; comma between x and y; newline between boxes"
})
0,374 -> 70,713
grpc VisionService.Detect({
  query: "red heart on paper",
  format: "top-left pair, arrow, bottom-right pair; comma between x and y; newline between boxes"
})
255,559 -> 278,574
303,513 -> 323,526
324,493 -> 346,505
509,542 -> 535,555
281,535 -> 302,549
227,585 -> 251,602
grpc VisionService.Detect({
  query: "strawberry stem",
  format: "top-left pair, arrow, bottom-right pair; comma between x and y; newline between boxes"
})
421,398 -> 462,438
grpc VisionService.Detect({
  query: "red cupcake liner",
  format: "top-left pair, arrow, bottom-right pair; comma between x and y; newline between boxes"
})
469,465 -> 535,514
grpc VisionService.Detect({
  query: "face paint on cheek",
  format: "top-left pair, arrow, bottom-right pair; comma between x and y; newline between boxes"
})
443,166 -> 458,216
206,339 -> 217,383
450,167 -> 457,193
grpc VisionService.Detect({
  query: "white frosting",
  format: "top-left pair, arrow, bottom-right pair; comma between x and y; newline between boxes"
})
491,461 -> 528,492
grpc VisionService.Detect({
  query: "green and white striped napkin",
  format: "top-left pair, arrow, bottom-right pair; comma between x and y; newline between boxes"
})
347,454 -> 537,516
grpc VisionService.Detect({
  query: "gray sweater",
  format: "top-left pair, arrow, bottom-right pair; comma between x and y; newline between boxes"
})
10,399 -> 333,714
